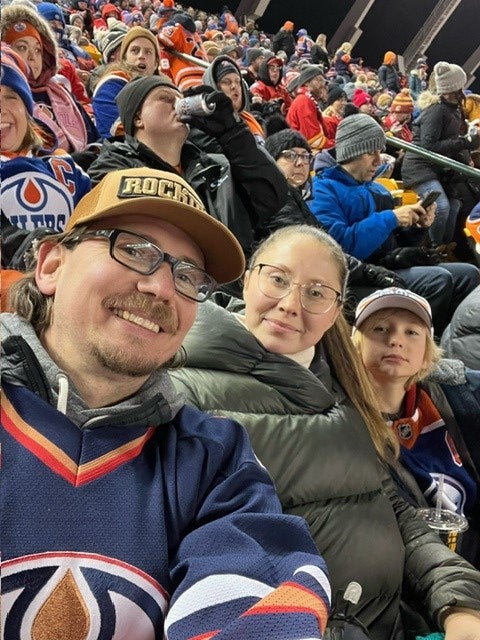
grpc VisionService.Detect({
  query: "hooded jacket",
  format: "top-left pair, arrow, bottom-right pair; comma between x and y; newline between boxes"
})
170,299 -> 480,640
250,59 -> 291,111
1,312 -> 331,638
1,4 -> 98,152
401,91 -> 475,187
202,54 -> 265,144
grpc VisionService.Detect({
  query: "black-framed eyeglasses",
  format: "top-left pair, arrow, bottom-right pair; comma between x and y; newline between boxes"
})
253,263 -> 342,314
66,229 -> 217,303
278,150 -> 313,166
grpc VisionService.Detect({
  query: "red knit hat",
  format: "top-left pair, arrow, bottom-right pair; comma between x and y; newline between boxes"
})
352,88 -> 372,108
390,88 -> 414,114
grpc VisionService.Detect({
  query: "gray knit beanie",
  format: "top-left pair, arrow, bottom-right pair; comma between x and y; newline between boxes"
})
116,75 -> 179,136
433,61 -> 467,94
298,65 -> 324,87
335,113 -> 386,163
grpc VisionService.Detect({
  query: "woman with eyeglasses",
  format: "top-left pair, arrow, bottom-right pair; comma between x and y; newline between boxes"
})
261,129 -> 406,316
171,225 -> 480,640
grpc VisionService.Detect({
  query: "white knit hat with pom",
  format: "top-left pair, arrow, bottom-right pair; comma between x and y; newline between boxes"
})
433,61 -> 467,94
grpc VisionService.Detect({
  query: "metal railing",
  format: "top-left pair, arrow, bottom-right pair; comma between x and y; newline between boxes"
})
386,135 -> 480,181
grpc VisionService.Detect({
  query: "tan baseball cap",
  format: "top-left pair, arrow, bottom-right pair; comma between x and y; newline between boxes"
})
66,168 -> 245,284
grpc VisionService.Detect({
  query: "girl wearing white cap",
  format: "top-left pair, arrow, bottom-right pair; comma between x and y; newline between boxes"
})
352,287 -> 480,566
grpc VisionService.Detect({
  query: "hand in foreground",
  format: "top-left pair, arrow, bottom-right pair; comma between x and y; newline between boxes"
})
178,85 -> 241,137
415,201 -> 437,228
444,608 -> 480,639
393,204 -> 421,228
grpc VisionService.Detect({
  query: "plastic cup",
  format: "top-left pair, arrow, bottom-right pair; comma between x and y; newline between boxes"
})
417,507 -> 469,552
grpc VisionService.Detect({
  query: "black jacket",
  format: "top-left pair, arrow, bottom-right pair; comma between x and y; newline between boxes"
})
272,29 -> 295,58
88,126 -> 287,259
378,63 -> 401,93
401,96 -> 474,188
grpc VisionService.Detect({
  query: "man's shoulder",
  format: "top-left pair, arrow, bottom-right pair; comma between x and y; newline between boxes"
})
173,403 -> 254,459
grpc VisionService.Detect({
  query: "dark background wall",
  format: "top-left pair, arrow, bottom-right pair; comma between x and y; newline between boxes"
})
185,0 -> 480,91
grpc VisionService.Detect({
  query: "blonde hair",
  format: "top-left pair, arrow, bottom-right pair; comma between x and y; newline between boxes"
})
351,309 -> 444,390
249,226 -> 399,460
337,42 -> 352,54
23,116 -> 45,153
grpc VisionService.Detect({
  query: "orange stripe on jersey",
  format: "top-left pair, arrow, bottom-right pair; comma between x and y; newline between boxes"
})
1,391 -> 155,486
242,581 -> 328,631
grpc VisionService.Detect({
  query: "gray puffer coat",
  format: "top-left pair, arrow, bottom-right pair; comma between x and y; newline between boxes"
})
171,300 -> 480,640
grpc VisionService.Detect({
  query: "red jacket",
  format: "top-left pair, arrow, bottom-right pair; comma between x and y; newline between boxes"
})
286,88 -> 335,151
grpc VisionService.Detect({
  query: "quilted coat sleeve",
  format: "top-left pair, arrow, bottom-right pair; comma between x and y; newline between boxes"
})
381,467 -> 480,630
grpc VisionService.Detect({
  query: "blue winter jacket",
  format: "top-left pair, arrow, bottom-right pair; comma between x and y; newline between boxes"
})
308,164 -> 424,260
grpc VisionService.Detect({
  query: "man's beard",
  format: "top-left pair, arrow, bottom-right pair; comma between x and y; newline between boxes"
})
90,292 -> 180,378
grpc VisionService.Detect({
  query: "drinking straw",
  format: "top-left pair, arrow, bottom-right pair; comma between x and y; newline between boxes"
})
435,474 -> 444,521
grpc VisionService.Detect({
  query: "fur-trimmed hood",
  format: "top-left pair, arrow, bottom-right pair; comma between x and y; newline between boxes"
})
416,89 -> 440,111
1,4 -> 58,87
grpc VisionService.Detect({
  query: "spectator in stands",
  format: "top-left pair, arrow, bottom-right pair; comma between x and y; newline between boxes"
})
202,55 -> 266,145
295,28 -> 314,60
352,287 -> 480,568
92,25 -> 160,138
1,45 -> 91,269
352,87 -> 375,115
308,113 -> 480,335
250,56 -> 291,114
310,33 -> 330,70
87,75 -> 287,273
242,47 -> 264,87
322,83 -> 347,137
272,20 -> 295,60
382,88 -> 414,142
1,3 -> 99,153
401,61 -> 480,246
409,58 -> 429,101
378,50 -> 401,94
333,41 -> 362,83
171,223 -> 480,640
2,168 -> 332,640
286,65 -> 335,152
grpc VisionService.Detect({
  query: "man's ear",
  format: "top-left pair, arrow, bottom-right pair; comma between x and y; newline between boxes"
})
133,109 -> 144,131
35,241 -> 64,296
242,269 -> 250,296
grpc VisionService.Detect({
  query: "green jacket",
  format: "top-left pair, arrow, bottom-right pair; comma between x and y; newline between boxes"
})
171,300 -> 480,640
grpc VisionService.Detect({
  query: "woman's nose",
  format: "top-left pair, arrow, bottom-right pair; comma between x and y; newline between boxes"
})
278,285 -> 302,313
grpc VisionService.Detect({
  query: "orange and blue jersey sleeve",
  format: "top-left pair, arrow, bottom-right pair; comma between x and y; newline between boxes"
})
164,409 -> 331,639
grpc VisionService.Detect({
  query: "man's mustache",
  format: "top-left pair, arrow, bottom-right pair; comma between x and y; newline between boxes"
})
103,293 -> 179,334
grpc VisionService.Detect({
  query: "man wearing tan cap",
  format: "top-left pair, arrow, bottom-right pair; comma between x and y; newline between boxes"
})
1,168 -> 331,639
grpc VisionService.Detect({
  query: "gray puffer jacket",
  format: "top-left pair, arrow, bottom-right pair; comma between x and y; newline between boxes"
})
440,285 -> 480,369
171,300 -> 480,640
